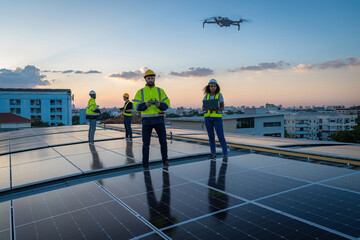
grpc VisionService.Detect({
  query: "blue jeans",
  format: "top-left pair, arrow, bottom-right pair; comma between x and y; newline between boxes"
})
142,123 -> 168,168
124,116 -> 132,138
88,119 -> 97,143
204,117 -> 228,155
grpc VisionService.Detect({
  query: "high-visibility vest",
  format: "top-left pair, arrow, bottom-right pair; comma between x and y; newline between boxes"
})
133,85 -> 170,118
86,98 -> 99,117
123,101 -> 132,117
204,93 -> 222,118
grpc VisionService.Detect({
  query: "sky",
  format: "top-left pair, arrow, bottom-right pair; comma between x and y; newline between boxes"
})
0,0 -> 359,108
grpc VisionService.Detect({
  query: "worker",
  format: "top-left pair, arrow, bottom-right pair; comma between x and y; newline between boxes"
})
120,93 -> 133,139
202,79 -> 228,158
86,90 -> 101,144
133,69 -> 170,170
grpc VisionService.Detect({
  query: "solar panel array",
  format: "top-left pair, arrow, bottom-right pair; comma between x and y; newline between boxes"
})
0,126 -> 359,239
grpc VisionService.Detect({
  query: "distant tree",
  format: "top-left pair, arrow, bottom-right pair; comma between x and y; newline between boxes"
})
72,116 -> 80,125
98,112 -> 111,120
330,125 -> 360,143
57,123 -> 65,126
225,110 -> 234,115
31,120 -> 50,127
284,130 -> 291,138
166,113 -> 180,118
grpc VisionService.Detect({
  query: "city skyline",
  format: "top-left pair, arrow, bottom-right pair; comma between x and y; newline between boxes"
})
1,0 -> 359,108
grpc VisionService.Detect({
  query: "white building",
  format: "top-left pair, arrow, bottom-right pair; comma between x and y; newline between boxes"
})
0,88 -> 72,126
285,113 -> 357,140
169,113 -> 285,137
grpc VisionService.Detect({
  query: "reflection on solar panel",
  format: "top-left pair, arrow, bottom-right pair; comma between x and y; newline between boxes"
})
0,126 -> 359,239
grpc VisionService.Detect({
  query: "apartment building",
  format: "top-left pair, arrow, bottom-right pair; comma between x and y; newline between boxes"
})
0,88 -> 72,126
285,113 -> 357,140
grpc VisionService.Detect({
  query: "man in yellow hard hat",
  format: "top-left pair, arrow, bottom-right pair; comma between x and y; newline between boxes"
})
120,93 -> 133,139
86,90 -> 101,143
133,69 -> 170,170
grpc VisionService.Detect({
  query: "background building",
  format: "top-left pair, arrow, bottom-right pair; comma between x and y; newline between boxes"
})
285,113 -> 357,140
169,113 -> 285,137
0,88 -> 72,126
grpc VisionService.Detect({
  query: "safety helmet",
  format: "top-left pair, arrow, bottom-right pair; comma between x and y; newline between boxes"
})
123,93 -> 129,98
144,69 -> 155,78
89,90 -> 96,95
208,79 -> 218,85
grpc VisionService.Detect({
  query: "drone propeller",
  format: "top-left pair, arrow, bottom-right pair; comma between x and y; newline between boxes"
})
239,18 -> 250,22
204,16 -> 217,21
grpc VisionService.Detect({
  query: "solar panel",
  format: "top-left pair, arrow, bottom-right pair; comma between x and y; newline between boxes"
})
0,167 -> 10,191
13,182 -> 153,239
10,148 -> 61,165
11,157 -> 82,188
159,204 -> 346,239
1,125 -> 360,239
321,173 -> 360,192
0,201 -> 10,240
0,155 -> 9,168
258,185 -> 360,238
64,149 -> 139,173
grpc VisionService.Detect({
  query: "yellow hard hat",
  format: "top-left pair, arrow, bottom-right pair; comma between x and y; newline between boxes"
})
123,93 -> 129,98
144,69 -> 155,78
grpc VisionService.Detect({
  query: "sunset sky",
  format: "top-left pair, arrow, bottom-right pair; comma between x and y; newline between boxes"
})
1,0 -> 359,108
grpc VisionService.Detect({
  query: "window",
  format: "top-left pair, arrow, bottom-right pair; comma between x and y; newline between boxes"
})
10,108 -> 21,114
31,115 -> 41,120
51,115 -> 62,120
30,99 -> 41,105
263,122 -> 281,127
50,100 -> 62,105
237,118 -> 254,128
10,99 -> 21,105
31,108 -> 41,114
50,108 -> 62,113
264,133 -> 281,137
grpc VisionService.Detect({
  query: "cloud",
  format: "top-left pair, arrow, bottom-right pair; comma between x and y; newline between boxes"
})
169,67 -> 214,77
229,61 -> 290,72
0,65 -> 50,87
74,70 -> 102,74
42,69 -> 102,74
107,67 -> 151,81
294,57 -> 360,71
108,70 -> 143,80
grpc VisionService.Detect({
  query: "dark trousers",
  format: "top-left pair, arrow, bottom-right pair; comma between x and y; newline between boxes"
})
204,117 -> 228,155
124,116 -> 132,138
142,123 -> 168,168
88,119 -> 97,143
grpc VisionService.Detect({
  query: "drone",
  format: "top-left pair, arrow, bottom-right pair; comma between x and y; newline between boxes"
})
203,16 -> 248,31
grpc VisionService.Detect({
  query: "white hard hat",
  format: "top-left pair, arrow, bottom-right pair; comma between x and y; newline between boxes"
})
208,79 -> 218,84
89,90 -> 96,95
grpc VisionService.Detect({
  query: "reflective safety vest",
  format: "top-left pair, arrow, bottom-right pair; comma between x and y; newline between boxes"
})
204,93 -> 222,118
123,101 -> 132,117
133,85 -> 170,118
86,98 -> 100,118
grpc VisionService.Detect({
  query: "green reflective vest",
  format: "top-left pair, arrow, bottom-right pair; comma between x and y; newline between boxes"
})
123,101 -> 132,117
133,86 -> 170,117
204,93 -> 222,118
86,98 -> 99,116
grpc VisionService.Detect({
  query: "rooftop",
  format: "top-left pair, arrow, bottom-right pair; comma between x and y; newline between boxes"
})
0,113 -> 33,124
0,88 -> 71,93
0,125 -> 359,239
